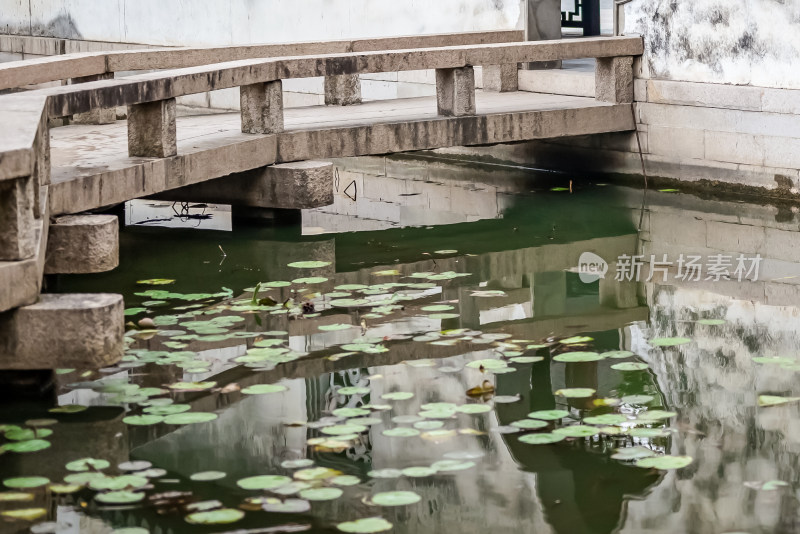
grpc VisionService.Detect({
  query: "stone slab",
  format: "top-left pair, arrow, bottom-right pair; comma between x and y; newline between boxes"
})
0,293 -> 124,370
45,214 -> 119,274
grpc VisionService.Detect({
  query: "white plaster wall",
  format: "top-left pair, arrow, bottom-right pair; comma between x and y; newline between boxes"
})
624,0 -> 800,89
0,0 -> 523,46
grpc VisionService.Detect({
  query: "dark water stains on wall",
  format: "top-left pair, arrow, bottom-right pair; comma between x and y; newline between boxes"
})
32,14 -> 83,40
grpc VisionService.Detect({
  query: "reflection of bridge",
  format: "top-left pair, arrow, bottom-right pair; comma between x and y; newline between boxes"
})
0,32 -> 642,370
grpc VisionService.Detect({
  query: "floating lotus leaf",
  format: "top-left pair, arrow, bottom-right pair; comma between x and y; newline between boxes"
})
336,284 -> 368,290
242,384 -> 288,396
559,336 -> 594,345
601,350 -> 636,359
167,381 -> 216,391
457,404 -> 492,414
594,398 -> 622,407
414,421 -> 444,430
431,460 -> 475,472
761,480 -> 790,490
319,324 -> 354,331
332,408 -> 371,418
381,392 -> 414,401
584,413 -> 628,425
518,433 -> 566,445
421,305 -> 455,312
493,395 -> 522,404
330,298 -> 373,308
2,440 -> 51,453
367,469 -> 403,479
89,475 -> 148,491
371,491 -> 421,506
164,412 -> 217,425
264,281 -> 292,288
635,455 -> 693,469
434,250 -> 458,254
190,471 -> 226,481
402,467 -> 437,477
628,427 -> 671,438
292,277 -> 328,284
3,477 -> 49,489
64,472 -> 106,485
382,427 -> 420,438
336,386 -> 372,396
611,362 -> 650,372
49,404 -> 88,414
271,482 -> 312,496
371,269 -> 401,276
509,356 -> 544,364
0,492 -> 33,502
95,491 -> 146,505
263,498 -> 311,513
622,394 -> 654,405
288,261 -> 331,269
4,428 -> 52,441
758,395 -> 800,407
237,475 -> 291,491
555,388 -> 596,398
281,459 -> 315,469
186,508 -> 245,525
331,475 -> 361,486
337,517 -> 393,533
143,404 -> 191,416
321,424 -> 367,436
650,337 -> 692,347
66,458 -> 111,472
511,419 -> 548,430
528,409 -> 570,420
611,446 -> 656,461
137,279 -> 175,285
293,467 -> 341,481
553,352 -> 603,363
299,487 -> 343,501
553,425 -> 599,438
418,409 -> 456,419
637,410 -> 678,422
1,508 -> 47,520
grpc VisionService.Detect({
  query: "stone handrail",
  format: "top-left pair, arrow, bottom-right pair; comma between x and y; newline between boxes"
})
0,30 -> 524,91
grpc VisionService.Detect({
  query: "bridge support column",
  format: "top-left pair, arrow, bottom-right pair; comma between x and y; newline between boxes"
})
324,74 -> 362,106
70,73 -> 116,125
482,64 -> 518,92
595,56 -> 634,103
0,177 -> 36,261
127,98 -> 177,158
241,80 -> 284,134
45,215 -> 119,275
435,66 -> 476,117
0,293 -> 124,370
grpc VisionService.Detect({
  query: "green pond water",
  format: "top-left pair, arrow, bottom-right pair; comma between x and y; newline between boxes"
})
1,155 -> 799,534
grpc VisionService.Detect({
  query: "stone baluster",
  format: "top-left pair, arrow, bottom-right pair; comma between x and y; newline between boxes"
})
240,80 -> 284,134
324,74 -> 362,106
482,64 -> 519,92
435,66 -> 476,117
127,98 -> 177,158
595,56 -> 634,104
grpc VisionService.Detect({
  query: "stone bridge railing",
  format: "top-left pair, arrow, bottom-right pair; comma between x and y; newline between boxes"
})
0,33 -> 642,370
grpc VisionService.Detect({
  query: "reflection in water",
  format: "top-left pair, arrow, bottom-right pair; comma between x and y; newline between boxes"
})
4,156 -> 800,533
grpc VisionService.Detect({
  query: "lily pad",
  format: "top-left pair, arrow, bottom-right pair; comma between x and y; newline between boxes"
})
650,337 -> 692,347
758,395 -> 800,407
294,467 -> 341,481
321,424 -> 367,436
381,392 -> 414,401
601,350 -> 636,359
611,446 -> 656,461
337,386 -> 371,396
137,279 -> 175,285
553,352 -> 603,363
292,277 -> 328,284
629,427 -> 671,438
337,517 -> 393,533
3,477 -> 49,489
528,409 -> 570,420
66,458 -> 111,472
635,455 -> 693,469
0,492 -> 33,502
262,498 -> 311,513
281,459 -> 315,469
332,407 -> 371,418
430,460 -> 475,472
237,475 -> 291,491
511,419 -> 548,430
143,404 -> 191,416
518,433 -> 566,445
584,414 -> 628,425
95,491 -> 146,505
611,362 -> 650,372
298,487 -> 343,501
49,404 -> 88,414
622,394 -> 654,405
559,336 -> 594,345
2,440 -> 51,453
163,412 -> 217,425
167,381 -> 216,391
382,427 -> 420,438
401,467 -> 437,477
367,469 -> 403,479
553,425 -> 599,438
509,356 -> 544,364
555,388 -> 596,398
371,491 -> 421,506
1,508 -> 47,520
331,475 -> 361,486
190,471 -> 226,481
637,410 -> 678,422
186,508 -> 245,525
288,261 -> 331,269
242,384 -> 288,395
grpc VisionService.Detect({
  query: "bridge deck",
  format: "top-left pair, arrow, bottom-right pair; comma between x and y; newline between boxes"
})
49,90 -> 632,215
